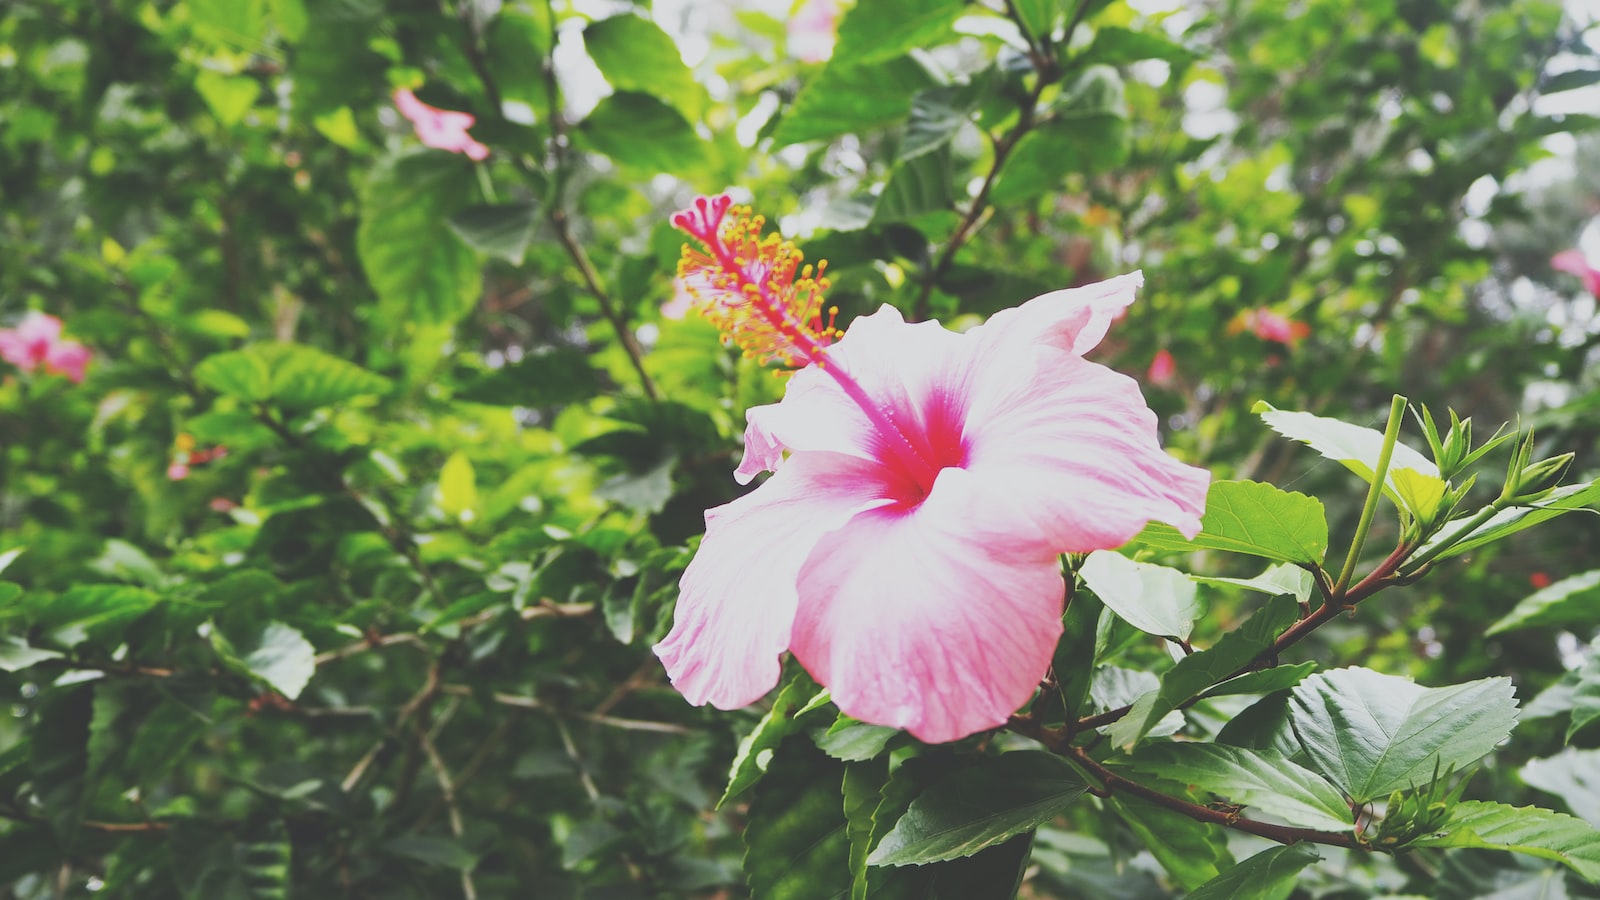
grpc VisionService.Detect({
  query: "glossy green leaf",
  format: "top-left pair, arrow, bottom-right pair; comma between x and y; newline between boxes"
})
1290,668 -> 1519,803
1108,795 -> 1233,890
1488,569 -> 1600,634
1216,690 -> 1306,759
774,56 -> 933,146
1408,801 -> 1600,882
1184,843 -> 1320,900
814,716 -> 901,762
1253,401 -> 1442,514
358,152 -> 482,326
1126,743 -> 1354,832
1202,661 -> 1317,699
1421,480 -> 1600,563
39,584 -> 159,647
584,13 -> 708,120
0,635 -> 63,672
1107,594 -> 1299,749
1522,748 -> 1600,825
722,671 -> 823,806
902,83 -> 986,161
578,92 -> 707,173
1079,550 -> 1202,641
447,202 -> 538,265
831,0 -> 967,65
868,751 -> 1087,866
1135,480 -> 1330,564
1191,562 -> 1316,602
243,622 -> 316,700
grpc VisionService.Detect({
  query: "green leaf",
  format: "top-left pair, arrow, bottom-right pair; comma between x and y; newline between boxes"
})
1108,795 -> 1233,890
381,835 -> 478,870
722,672 -> 823,806
357,152 -> 482,327
453,347 -> 601,407
577,92 -> 707,173
1489,569 -> 1600,634
0,635 -> 63,672
902,83 -> 986,161
1289,668 -> 1519,803
1010,0 -> 1065,43
1420,480 -> 1600,563
1202,662 -> 1317,699
584,14 -> 708,120
1134,480 -> 1330,564
831,0 -> 967,65
989,67 -> 1128,204
30,686 -> 93,840
1571,650 -> 1600,742
194,70 -> 260,125
1522,748 -> 1600,825
1191,562 -> 1316,602
1253,401 -> 1443,515
1082,26 -> 1197,66
1408,801 -> 1600,882
1125,744 -> 1354,832
844,758 -> 888,900
1078,550 -> 1202,640
447,202 -> 538,265
867,751 -> 1088,866
243,622 -> 316,700
774,56 -> 933,146
197,344 -> 392,412
437,451 -> 479,523
595,454 -> 677,515
1542,69 -> 1600,93
170,821 -> 291,899
39,584 -> 159,647
1217,690 -> 1307,760
1184,843 -> 1321,900
190,0 -> 267,48
814,716 -> 901,762
871,146 -> 956,224
743,739 -> 852,899
1107,594 -> 1299,749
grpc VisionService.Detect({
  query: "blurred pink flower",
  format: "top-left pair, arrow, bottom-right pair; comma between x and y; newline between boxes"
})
1552,249 -> 1600,297
1529,571 -> 1552,589
209,497 -> 238,513
1241,308 -> 1310,346
1148,348 -> 1176,385
661,279 -> 696,320
787,0 -> 840,63
167,462 -> 190,481
393,88 -> 489,161
0,312 -> 91,383
654,196 -> 1209,743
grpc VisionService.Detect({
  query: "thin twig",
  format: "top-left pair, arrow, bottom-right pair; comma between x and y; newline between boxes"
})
439,684 -> 691,733
341,662 -> 443,793
415,725 -> 477,900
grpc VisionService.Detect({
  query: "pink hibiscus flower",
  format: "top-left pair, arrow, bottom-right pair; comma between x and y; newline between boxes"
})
0,312 -> 91,383
1552,249 -> 1600,297
653,195 -> 1209,743
787,0 -> 840,63
1240,308 -> 1310,346
393,88 -> 489,161
1148,348 -> 1177,385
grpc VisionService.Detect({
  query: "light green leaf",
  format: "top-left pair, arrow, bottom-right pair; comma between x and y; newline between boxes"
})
193,348 -> 272,403
1253,401 -> 1442,516
831,0 -> 967,65
1421,480 -> 1600,563
1489,570 -> 1600,635
194,70 -> 259,125
244,622 -> 316,700
1202,661 -> 1318,699
358,152 -> 482,327
1184,843 -> 1321,900
1134,480 -> 1330,564
1107,594 -> 1299,750
1083,26 -> 1197,66
190,0 -> 266,48
0,636 -> 63,673
437,451 -> 478,523
40,585 -> 160,648
1522,748 -> 1600,825
447,202 -> 538,265
584,14 -> 708,120
1408,801 -> 1600,882
774,56 -> 933,146
577,92 -> 707,173
1289,668 -> 1519,803
1010,0 -> 1065,43
721,672 -> 823,806
198,344 -> 392,412
1191,562 -> 1316,602
989,67 -> 1128,204
1079,550 -> 1201,641
901,83 -> 984,161
1126,744 -> 1354,832
814,716 -> 900,763
867,751 -> 1088,866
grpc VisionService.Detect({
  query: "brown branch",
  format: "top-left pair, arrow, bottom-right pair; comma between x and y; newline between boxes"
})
341,661 -> 443,793
415,723 -> 478,900
439,684 -> 691,734
0,803 -> 170,834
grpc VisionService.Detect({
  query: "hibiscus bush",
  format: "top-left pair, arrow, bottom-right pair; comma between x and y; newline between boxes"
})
4,0 -> 1600,897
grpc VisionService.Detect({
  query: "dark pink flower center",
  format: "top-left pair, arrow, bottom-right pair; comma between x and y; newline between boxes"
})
871,386 -> 969,508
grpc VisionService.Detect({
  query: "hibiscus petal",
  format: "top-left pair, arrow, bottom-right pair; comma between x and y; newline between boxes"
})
963,350 -> 1208,550
45,341 -> 90,383
970,271 -> 1143,358
656,452 -> 895,709
789,466 -> 1066,743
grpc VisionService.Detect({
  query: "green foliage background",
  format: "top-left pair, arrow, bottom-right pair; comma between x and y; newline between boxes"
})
2,0 -> 1600,897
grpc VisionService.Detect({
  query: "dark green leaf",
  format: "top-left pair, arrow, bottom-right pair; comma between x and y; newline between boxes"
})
447,202 -> 539,265
867,751 -> 1088,866
815,716 -> 901,762
1571,650 -> 1600,742
1289,668 -> 1519,803
357,152 -> 482,327
1125,744 -> 1353,831
1082,26 -> 1197,66
1488,569 -> 1600,635
578,92 -> 707,173
1010,0 -> 1065,43
30,686 -> 93,840
722,671 -> 824,806
1202,662 -> 1317,698
845,758 -> 888,900
1217,691 -> 1307,759
1108,795 -> 1233,890
831,0 -> 967,65
1184,843 -> 1320,900
382,835 -> 479,870
1543,69 -> 1600,93
743,739 -> 852,899
774,56 -> 933,146
585,14 -> 708,120
872,146 -> 956,224
1408,801 -> 1600,882
902,84 -> 982,161
1133,480 -> 1330,564
454,347 -> 601,407
1107,594 -> 1299,749
39,584 -> 159,647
